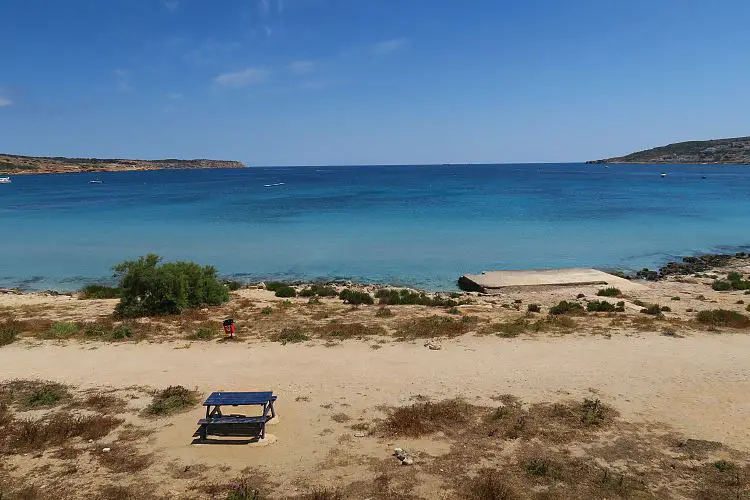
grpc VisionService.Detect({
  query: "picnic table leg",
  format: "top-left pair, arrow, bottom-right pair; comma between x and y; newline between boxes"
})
199,424 -> 207,442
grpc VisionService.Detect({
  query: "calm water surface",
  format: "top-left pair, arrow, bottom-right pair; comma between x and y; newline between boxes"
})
1,163 -> 749,290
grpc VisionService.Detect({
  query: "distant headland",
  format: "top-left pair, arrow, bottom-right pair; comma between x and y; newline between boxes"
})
0,153 -> 246,175
587,136 -> 750,164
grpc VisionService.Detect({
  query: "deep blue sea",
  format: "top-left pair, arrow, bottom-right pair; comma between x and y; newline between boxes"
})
1,164 -> 750,291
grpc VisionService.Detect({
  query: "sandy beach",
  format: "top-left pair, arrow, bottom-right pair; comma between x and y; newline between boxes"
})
1,261 -> 750,498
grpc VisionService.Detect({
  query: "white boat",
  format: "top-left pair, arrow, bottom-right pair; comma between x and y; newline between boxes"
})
89,180 -> 103,184
0,177 -> 11,184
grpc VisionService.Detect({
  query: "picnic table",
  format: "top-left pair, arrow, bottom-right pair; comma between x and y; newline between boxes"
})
197,391 -> 277,442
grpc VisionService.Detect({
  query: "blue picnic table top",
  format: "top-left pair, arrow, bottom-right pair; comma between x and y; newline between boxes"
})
203,391 -> 276,407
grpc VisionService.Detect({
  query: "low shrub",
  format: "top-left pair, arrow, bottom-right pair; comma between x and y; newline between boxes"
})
79,284 -> 121,299
8,413 -> 122,452
260,307 -> 273,315
271,327 -> 309,344
0,380 -> 70,409
375,307 -> 394,317
339,289 -> 374,305
596,287 -> 621,297
97,444 -> 153,473
527,304 -> 541,313
696,309 -> 750,328
223,280 -> 243,291
640,304 -> 664,316
397,315 -> 478,339
375,288 -> 458,307
712,272 -> 750,291
299,284 -> 338,297
491,319 -> 528,338
0,319 -> 20,346
110,324 -> 134,340
711,280 -> 732,291
143,386 -> 198,416
188,327 -> 214,341
587,300 -> 625,313
44,322 -> 79,339
671,296 -> 681,301
548,301 -> 585,316
376,399 -> 472,437
316,322 -> 385,340
273,285 -> 297,298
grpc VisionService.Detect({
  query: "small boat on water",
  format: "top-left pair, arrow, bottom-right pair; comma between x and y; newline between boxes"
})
660,172 -> 667,178
89,180 -> 103,184
0,177 -> 11,184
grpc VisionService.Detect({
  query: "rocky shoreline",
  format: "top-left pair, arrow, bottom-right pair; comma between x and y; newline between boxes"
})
0,154 -> 246,175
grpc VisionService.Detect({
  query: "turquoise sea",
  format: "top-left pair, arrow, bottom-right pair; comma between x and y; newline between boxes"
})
1,163 -> 749,291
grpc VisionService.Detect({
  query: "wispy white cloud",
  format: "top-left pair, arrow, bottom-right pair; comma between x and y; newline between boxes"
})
371,38 -> 408,56
263,25 -> 273,37
214,67 -> 270,88
166,92 -> 183,100
164,0 -> 179,12
287,60 -> 315,75
0,97 -> 12,107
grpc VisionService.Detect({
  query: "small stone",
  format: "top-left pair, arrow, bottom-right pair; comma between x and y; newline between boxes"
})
354,432 -> 366,438
401,456 -> 414,465
102,447 -> 111,453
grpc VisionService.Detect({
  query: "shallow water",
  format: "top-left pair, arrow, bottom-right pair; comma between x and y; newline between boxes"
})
1,163 -> 749,290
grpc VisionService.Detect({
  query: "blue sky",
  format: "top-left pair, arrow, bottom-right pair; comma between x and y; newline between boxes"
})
1,0 -> 749,165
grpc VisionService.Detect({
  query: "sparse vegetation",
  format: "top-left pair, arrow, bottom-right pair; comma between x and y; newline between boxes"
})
596,287 -> 621,297
6,412 -> 122,452
0,318 -> 20,346
0,380 -> 71,409
527,304 -> 541,313
375,307 -> 394,317
640,304 -> 665,316
376,399 -> 472,437
79,284 -> 121,299
273,285 -> 297,298
97,444 -> 153,472
338,289 -> 374,305
143,386 -> 198,416
696,309 -> 750,328
271,326 -> 309,344
113,254 -> 229,318
315,322 -> 385,341
548,300 -> 585,316
44,321 -> 79,339
397,315 -> 478,339
187,326 -> 214,341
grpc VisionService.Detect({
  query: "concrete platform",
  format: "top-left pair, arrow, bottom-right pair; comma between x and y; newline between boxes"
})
458,268 -> 646,294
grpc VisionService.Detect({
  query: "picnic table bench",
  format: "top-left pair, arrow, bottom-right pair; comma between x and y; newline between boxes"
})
197,391 -> 277,442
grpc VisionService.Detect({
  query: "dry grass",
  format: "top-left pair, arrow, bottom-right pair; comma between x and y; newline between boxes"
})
97,443 -> 153,473
143,386 -> 199,416
396,315 -> 480,339
5,412 -> 123,452
375,399 -> 474,437
315,321 -> 387,341
81,392 -> 128,413
331,413 -> 351,423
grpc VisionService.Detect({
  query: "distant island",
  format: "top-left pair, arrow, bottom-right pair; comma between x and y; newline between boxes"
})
587,136 -> 750,164
0,153 -> 246,175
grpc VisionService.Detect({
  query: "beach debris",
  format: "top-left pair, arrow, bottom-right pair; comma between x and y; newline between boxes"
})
354,432 -> 367,438
394,447 -> 415,465
424,342 -> 441,351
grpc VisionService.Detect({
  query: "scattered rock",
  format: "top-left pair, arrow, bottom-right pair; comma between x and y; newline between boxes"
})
102,447 -> 111,453
401,456 -> 414,465
394,447 -> 415,465
424,342 -> 441,351
354,432 -> 366,438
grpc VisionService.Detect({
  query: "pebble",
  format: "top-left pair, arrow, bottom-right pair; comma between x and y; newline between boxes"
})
424,342 -> 441,350
401,456 -> 414,465
102,447 -> 111,453
354,432 -> 366,438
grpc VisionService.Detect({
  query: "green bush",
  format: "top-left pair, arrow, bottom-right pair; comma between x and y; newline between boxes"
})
375,288 -> 458,307
712,280 -> 732,291
44,322 -> 79,339
587,300 -> 626,313
339,289 -> 374,305
113,254 -> 229,318
188,327 -> 214,340
596,287 -> 621,297
273,285 -> 297,298
223,280 -> 243,291
79,284 -> 121,299
696,309 -> 750,328
548,301 -> 585,316
527,304 -> 541,313
110,325 -> 134,340
299,284 -> 338,297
